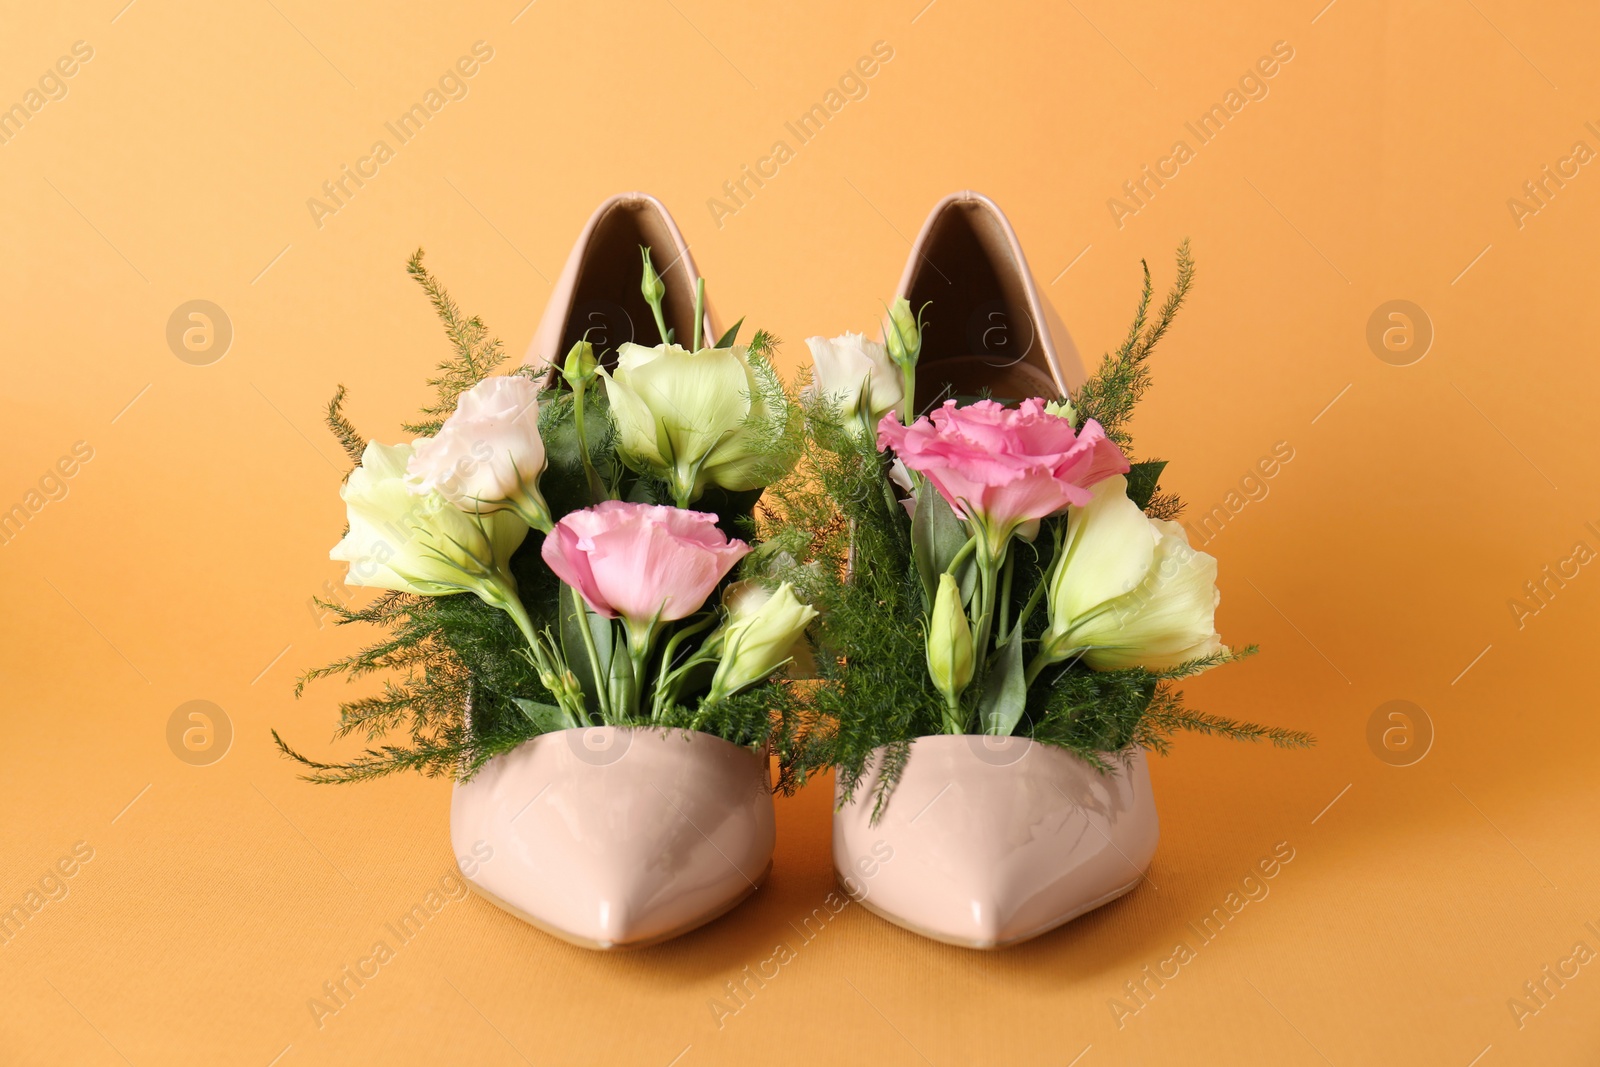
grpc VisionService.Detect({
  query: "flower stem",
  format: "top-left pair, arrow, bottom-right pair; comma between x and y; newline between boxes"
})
652,614 -> 719,721
568,592 -> 613,723
968,539 -> 1001,692
623,619 -> 660,722
940,694 -> 964,734
692,277 -> 706,351
1025,643 -> 1059,687
570,382 -> 607,504
946,533 -> 978,577
497,589 -> 542,657
509,497 -> 553,535
1013,575 -> 1048,637
996,549 -> 1016,644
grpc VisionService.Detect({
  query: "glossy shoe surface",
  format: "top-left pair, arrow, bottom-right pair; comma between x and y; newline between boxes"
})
523,193 -> 718,378
895,191 -> 1084,407
833,736 -> 1158,949
451,727 -> 774,949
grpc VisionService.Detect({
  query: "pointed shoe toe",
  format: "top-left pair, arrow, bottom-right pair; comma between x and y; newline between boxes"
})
834,737 -> 1158,949
451,727 -> 775,949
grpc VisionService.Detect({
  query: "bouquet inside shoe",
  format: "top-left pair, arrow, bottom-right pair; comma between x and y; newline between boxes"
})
762,244 -> 1313,947
277,248 -> 809,784
276,248 -> 814,948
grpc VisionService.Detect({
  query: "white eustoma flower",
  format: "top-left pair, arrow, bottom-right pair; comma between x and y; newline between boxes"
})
333,441 -> 529,617
1042,475 -> 1222,671
602,342 -> 792,505
406,376 -> 552,532
803,331 -> 903,436
707,581 -> 818,700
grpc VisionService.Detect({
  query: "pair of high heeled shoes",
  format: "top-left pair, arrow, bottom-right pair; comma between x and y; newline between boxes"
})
520,190 -> 1085,406
447,193 -> 1147,953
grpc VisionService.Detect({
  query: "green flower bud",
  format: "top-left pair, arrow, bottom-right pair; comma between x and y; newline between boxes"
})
926,572 -> 974,708
639,246 -> 665,306
562,339 -> 598,390
886,296 -> 920,367
640,246 -> 672,345
555,668 -> 585,710
1044,397 -> 1077,426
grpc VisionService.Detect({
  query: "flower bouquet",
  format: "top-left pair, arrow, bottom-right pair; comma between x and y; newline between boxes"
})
764,243 -> 1312,948
276,250 -> 811,948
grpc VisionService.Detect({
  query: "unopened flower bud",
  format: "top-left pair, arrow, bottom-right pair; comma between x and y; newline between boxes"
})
1044,397 -> 1077,426
639,246 -> 665,306
886,296 -> 920,367
562,339 -> 598,390
926,572 -> 974,708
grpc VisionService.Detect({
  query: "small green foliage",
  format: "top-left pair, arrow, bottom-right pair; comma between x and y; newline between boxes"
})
324,385 -> 366,474
1071,244 -> 1194,518
1071,239 -> 1195,452
752,409 -> 935,818
401,248 -> 506,436
277,579 -> 555,783
738,331 -> 806,494
1145,491 -> 1186,521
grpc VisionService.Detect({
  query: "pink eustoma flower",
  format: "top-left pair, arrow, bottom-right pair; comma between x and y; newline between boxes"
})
877,399 -> 1129,550
541,500 -> 750,628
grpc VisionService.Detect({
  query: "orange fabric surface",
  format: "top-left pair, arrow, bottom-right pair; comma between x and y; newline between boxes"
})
3,1 -> 1598,1063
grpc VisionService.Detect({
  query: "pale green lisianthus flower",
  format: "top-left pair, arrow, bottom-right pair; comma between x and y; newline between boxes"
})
1041,474 -> 1222,672
331,441 -> 531,629
601,342 -> 794,506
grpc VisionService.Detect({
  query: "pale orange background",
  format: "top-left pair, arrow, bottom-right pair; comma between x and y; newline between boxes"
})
3,0 -> 1598,1063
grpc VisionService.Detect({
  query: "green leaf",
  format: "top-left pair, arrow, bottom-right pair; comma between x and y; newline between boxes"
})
512,698 -> 581,733
977,630 -> 1027,736
559,584 -> 614,715
714,317 -> 745,348
1125,459 -> 1168,510
911,478 -> 975,610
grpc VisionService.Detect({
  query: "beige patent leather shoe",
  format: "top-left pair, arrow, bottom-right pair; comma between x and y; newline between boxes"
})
523,193 -> 719,379
452,727 -> 775,949
893,191 -> 1084,408
834,737 -> 1157,949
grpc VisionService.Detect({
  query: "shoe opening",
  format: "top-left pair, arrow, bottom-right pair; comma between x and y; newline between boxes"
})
561,200 -> 701,363
901,199 -> 1058,409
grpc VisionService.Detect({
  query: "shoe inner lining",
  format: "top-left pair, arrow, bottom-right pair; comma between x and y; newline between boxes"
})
561,201 -> 701,363
902,201 -> 1057,409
